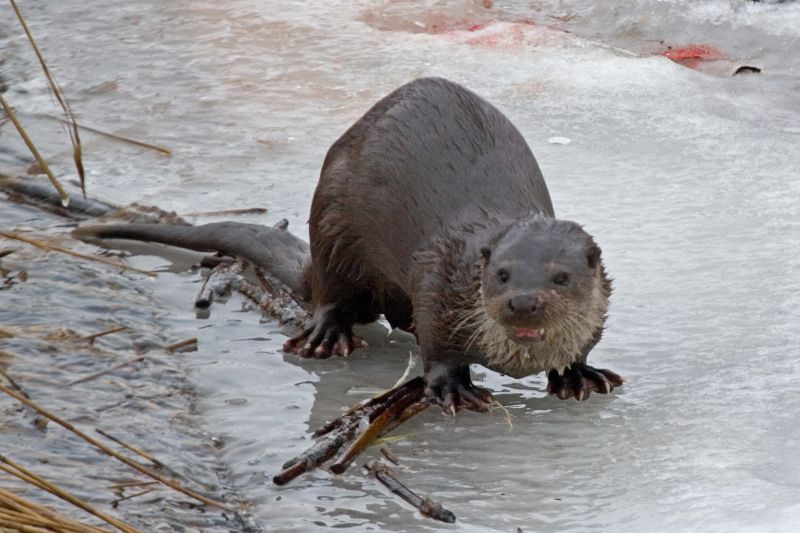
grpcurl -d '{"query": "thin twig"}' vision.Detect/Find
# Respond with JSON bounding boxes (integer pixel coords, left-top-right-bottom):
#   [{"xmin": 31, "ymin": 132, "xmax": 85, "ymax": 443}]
[
  {"xmin": 0, "ymin": 94, "xmax": 69, "ymax": 207},
  {"xmin": 183, "ymin": 207, "xmax": 267, "ymax": 217},
  {"xmin": 0, "ymin": 454, "xmax": 140, "ymax": 533},
  {"xmin": 10, "ymin": 0, "xmax": 85, "ymax": 196},
  {"xmin": 364, "ymin": 461, "xmax": 456, "ymax": 523},
  {"xmin": 32, "ymin": 113, "xmax": 171, "ymax": 156},
  {"xmin": 0, "ymin": 231, "xmax": 156, "ymax": 277},
  {"xmin": 0, "ymin": 384, "xmax": 234, "ymax": 511},
  {"xmin": 163, "ymin": 338, "xmax": 197, "ymax": 353},
  {"xmin": 379, "ymin": 447, "xmax": 399, "ymax": 465},
  {"xmin": 95, "ymin": 429, "xmax": 161, "ymax": 466},
  {"xmin": 66, "ymin": 356, "xmax": 146, "ymax": 387},
  {"xmin": 111, "ymin": 488, "xmax": 155, "ymax": 509},
  {"xmin": 107, "ymin": 481, "xmax": 158, "ymax": 491},
  {"xmin": 77, "ymin": 325, "xmax": 127, "ymax": 344},
  {"xmin": 0, "ymin": 368, "xmax": 29, "ymax": 399}
]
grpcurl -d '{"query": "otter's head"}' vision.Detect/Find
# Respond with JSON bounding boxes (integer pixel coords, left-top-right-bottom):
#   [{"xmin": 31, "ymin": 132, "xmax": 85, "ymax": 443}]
[{"xmin": 475, "ymin": 216, "xmax": 608, "ymax": 375}]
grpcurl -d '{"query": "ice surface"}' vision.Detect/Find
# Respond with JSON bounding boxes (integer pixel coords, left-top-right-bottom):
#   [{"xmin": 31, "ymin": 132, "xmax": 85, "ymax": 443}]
[{"xmin": 2, "ymin": 0, "xmax": 799, "ymax": 531}]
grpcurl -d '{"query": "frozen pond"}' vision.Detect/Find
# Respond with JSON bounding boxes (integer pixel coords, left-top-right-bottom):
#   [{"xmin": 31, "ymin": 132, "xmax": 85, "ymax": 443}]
[{"xmin": 2, "ymin": 0, "xmax": 799, "ymax": 531}]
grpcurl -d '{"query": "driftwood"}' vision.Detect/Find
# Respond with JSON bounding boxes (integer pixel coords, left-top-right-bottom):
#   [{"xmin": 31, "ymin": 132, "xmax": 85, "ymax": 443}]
[
  {"xmin": 274, "ymin": 377, "xmax": 430, "ymax": 484},
  {"xmin": 195, "ymin": 259, "xmax": 244, "ymax": 309}
]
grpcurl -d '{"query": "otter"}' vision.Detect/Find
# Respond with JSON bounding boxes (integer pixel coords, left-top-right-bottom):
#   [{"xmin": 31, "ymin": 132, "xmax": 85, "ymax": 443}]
[
  {"xmin": 74, "ymin": 77, "xmax": 622, "ymax": 411},
  {"xmin": 284, "ymin": 77, "xmax": 620, "ymax": 410}
]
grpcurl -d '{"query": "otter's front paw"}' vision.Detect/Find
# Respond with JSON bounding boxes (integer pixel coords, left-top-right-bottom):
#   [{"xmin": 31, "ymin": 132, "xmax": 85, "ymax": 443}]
[
  {"xmin": 424, "ymin": 365, "xmax": 494, "ymax": 415},
  {"xmin": 547, "ymin": 363, "xmax": 624, "ymax": 401},
  {"xmin": 282, "ymin": 307, "xmax": 366, "ymax": 358}
]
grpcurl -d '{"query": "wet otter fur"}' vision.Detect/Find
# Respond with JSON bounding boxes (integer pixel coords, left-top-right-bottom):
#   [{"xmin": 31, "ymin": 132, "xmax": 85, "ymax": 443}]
[
  {"xmin": 74, "ymin": 77, "xmax": 622, "ymax": 410},
  {"xmin": 285, "ymin": 77, "xmax": 621, "ymax": 409}
]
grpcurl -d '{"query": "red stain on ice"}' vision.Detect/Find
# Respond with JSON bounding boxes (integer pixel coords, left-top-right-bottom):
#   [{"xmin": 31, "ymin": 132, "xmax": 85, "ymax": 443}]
[
  {"xmin": 661, "ymin": 44, "xmax": 725, "ymax": 69},
  {"xmin": 462, "ymin": 19, "xmax": 542, "ymax": 47},
  {"xmin": 466, "ymin": 22, "xmax": 490, "ymax": 32}
]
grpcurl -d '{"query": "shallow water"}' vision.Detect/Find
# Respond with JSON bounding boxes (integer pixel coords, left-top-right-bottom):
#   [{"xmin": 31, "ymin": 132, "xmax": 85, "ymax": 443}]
[{"xmin": 2, "ymin": 0, "xmax": 799, "ymax": 531}]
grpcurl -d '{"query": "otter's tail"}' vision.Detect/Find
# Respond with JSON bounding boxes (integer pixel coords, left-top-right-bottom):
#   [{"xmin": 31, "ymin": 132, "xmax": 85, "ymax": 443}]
[{"xmin": 73, "ymin": 221, "xmax": 310, "ymax": 297}]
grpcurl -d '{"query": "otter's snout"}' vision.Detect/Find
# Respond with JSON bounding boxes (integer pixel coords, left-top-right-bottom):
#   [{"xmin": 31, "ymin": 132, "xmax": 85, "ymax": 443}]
[{"xmin": 507, "ymin": 294, "xmax": 544, "ymax": 317}]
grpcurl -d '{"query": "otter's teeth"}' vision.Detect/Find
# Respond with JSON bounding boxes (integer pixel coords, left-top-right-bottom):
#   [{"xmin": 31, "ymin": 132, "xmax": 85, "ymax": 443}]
[{"xmin": 513, "ymin": 328, "xmax": 544, "ymax": 339}]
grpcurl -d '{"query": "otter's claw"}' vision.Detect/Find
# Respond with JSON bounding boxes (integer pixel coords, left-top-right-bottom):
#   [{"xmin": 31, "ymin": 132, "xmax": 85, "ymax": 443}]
[
  {"xmin": 283, "ymin": 309, "xmax": 366, "ymax": 358},
  {"xmin": 424, "ymin": 366, "xmax": 494, "ymax": 414},
  {"xmin": 547, "ymin": 363, "xmax": 624, "ymax": 401}
]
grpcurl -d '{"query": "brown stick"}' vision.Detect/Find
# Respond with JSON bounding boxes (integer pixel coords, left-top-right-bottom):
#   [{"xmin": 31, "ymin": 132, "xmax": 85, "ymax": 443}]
[
  {"xmin": 0, "ymin": 231, "xmax": 156, "ymax": 277},
  {"xmin": 329, "ymin": 386, "xmax": 424, "ymax": 474},
  {"xmin": 313, "ymin": 377, "xmax": 425, "ymax": 439},
  {"xmin": 0, "ymin": 367, "xmax": 30, "ymax": 399},
  {"xmin": 0, "ymin": 384, "xmax": 233, "ymax": 511},
  {"xmin": 379, "ymin": 447, "xmax": 399, "ymax": 465},
  {"xmin": 183, "ymin": 207, "xmax": 267, "ymax": 217},
  {"xmin": 107, "ymin": 481, "xmax": 158, "ymax": 491},
  {"xmin": 163, "ymin": 338, "xmax": 197, "ymax": 353},
  {"xmin": 95, "ymin": 429, "xmax": 161, "ymax": 466},
  {"xmin": 0, "ymin": 454, "xmax": 140, "ymax": 533},
  {"xmin": 380, "ymin": 399, "xmax": 430, "ymax": 436},
  {"xmin": 273, "ymin": 422, "xmax": 360, "ymax": 485},
  {"xmin": 364, "ymin": 461, "xmax": 456, "ymax": 523},
  {"xmin": 274, "ymin": 378, "xmax": 429, "ymax": 484},
  {"xmin": 77, "ymin": 326, "xmax": 127, "ymax": 344}
]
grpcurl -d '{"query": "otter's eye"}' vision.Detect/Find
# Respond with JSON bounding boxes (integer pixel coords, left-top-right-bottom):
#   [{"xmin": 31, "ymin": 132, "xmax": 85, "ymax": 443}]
[
  {"xmin": 552, "ymin": 272, "xmax": 570, "ymax": 286},
  {"xmin": 497, "ymin": 269, "xmax": 510, "ymax": 284}
]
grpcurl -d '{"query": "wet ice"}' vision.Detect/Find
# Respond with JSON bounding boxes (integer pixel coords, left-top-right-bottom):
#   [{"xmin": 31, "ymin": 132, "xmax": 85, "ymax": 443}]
[{"xmin": 2, "ymin": 0, "xmax": 799, "ymax": 531}]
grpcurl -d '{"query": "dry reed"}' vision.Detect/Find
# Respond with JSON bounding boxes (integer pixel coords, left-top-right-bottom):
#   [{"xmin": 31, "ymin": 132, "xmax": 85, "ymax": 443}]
[
  {"xmin": 0, "ymin": 384, "xmax": 233, "ymax": 511},
  {"xmin": 0, "ymin": 231, "xmax": 156, "ymax": 277},
  {"xmin": 0, "ymin": 93, "xmax": 69, "ymax": 207},
  {"xmin": 9, "ymin": 0, "xmax": 85, "ymax": 197},
  {"xmin": 0, "ymin": 454, "xmax": 139, "ymax": 533}
]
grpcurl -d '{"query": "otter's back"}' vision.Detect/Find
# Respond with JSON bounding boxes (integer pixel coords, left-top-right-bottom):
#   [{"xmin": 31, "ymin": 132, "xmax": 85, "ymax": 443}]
[{"xmin": 310, "ymin": 77, "xmax": 553, "ymax": 290}]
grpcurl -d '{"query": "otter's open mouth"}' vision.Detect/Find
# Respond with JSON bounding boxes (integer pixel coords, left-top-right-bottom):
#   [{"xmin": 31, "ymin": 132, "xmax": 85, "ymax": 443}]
[{"xmin": 507, "ymin": 327, "xmax": 546, "ymax": 344}]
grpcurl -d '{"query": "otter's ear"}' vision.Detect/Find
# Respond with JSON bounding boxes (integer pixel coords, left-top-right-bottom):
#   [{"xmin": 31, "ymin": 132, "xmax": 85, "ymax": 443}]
[
  {"xmin": 587, "ymin": 244, "xmax": 602, "ymax": 269},
  {"xmin": 480, "ymin": 246, "xmax": 492, "ymax": 264}
]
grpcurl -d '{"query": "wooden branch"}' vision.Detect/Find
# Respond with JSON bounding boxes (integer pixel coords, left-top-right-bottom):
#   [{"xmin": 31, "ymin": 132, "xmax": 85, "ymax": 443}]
[{"xmin": 273, "ymin": 377, "xmax": 430, "ymax": 485}]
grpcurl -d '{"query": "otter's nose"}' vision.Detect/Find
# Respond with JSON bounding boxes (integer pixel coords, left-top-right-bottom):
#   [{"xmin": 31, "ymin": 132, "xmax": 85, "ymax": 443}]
[{"xmin": 508, "ymin": 295, "xmax": 541, "ymax": 316}]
